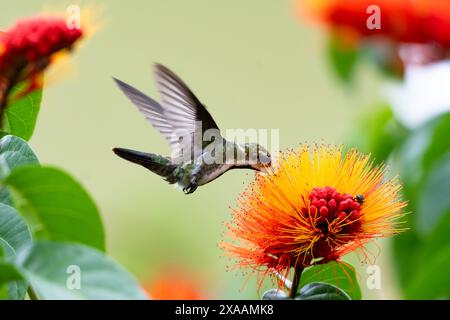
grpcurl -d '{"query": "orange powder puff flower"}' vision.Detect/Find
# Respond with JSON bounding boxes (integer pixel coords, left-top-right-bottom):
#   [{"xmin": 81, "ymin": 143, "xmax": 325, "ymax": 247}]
[
  {"xmin": 222, "ymin": 144, "xmax": 407, "ymax": 287},
  {"xmin": 299, "ymin": 0, "xmax": 450, "ymax": 47}
]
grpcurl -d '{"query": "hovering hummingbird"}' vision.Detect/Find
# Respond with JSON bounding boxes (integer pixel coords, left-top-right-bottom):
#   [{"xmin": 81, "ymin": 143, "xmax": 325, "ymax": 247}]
[{"xmin": 112, "ymin": 64, "xmax": 272, "ymax": 194}]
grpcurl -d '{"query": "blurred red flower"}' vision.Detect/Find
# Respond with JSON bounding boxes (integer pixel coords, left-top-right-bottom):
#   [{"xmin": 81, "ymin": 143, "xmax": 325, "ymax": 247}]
[
  {"xmin": 0, "ymin": 15, "xmax": 83, "ymax": 115},
  {"xmin": 0, "ymin": 17, "xmax": 82, "ymax": 70},
  {"xmin": 299, "ymin": 0, "xmax": 450, "ymax": 46}
]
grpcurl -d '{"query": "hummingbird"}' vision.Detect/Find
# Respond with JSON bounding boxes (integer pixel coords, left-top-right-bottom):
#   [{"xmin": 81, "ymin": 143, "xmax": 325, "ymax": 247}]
[{"xmin": 112, "ymin": 64, "xmax": 272, "ymax": 194}]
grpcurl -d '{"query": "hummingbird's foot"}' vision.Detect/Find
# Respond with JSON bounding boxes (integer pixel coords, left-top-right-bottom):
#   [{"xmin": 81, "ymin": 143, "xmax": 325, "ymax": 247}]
[{"xmin": 183, "ymin": 183, "xmax": 198, "ymax": 194}]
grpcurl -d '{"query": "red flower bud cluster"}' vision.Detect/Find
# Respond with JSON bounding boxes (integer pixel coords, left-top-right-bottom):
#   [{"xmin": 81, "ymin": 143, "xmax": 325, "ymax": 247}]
[
  {"xmin": 302, "ymin": 186, "xmax": 363, "ymax": 259},
  {"xmin": 0, "ymin": 16, "xmax": 82, "ymax": 71},
  {"xmin": 304, "ymin": 187, "xmax": 362, "ymax": 225},
  {"xmin": 0, "ymin": 15, "xmax": 84, "ymax": 116}
]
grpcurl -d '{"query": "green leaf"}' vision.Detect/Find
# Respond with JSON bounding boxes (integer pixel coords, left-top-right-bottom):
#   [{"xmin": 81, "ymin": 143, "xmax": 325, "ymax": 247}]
[
  {"xmin": 0, "ymin": 262, "xmax": 24, "ymax": 298},
  {"xmin": 390, "ymin": 118, "xmax": 434, "ymax": 289},
  {"xmin": 392, "ymin": 231, "xmax": 421, "ymax": 290},
  {"xmin": 0, "ymin": 135, "xmax": 39, "ymax": 206},
  {"xmin": 417, "ymin": 153, "xmax": 450, "ymax": 234},
  {"xmin": 421, "ymin": 113, "xmax": 450, "ymax": 171},
  {"xmin": 419, "ymin": 211, "xmax": 450, "ymax": 262},
  {"xmin": 391, "ymin": 112, "xmax": 450, "ymax": 291},
  {"xmin": 405, "ymin": 245, "xmax": 450, "ymax": 299},
  {"xmin": 0, "ymin": 262, "xmax": 24, "ymax": 300},
  {"xmin": 0, "ymin": 203, "xmax": 32, "ymax": 251},
  {"xmin": 3, "ymin": 166, "xmax": 105, "ymax": 251},
  {"xmin": 300, "ymin": 262, "xmax": 361, "ymax": 300},
  {"xmin": 393, "ymin": 200, "xmax": 450, "ymax": 300},
  {"xmin": 403, "ymin": 211, "xmax": 450, "ymax": 299},
  {"xmin": 327, "ymin": 35, "xmax": 358, "ymax": 83},
  {"xmin": 0, "ymin": 282, "xmax": 6, "ymax": 299},
  {"xmin": 295, "ymin": 282, "xmax": 350, "ymax": 300},
  {"xmin": 2, "ymin": 89, "xmax": 42, "ymax": 141},
  {"xmin": 391, "ymin": 113, "xmax": 450, "ymax": 273},
  {"xmin": 393, "ymin": 114, "xmax": 450, "ymax": 232},
  {"xmin": 261, "ymin": 289, "xmax": 288, "ymax": 300},
  {"xmin": 395, "ymin": 112, "xmax": 450, "ymax": 211},
  {"xmin": 348, "ymin": 105, "xmax": 409, "ymax": 162},
  {"xmin": 0, "ymin": 203, "xmax": 32, "ymax": 300},
  {"xmin": 14, "ymin": 241, "xmax": 147, "ymax": 300},
  {"xmin": 0, "ymin": 135, "xmax": 39, "ymax": 178}
]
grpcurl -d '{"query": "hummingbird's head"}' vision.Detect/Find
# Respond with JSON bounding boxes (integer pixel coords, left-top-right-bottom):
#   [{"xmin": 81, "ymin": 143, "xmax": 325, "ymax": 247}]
[{"xmin": 244, "ymin": 143, "xmax": 272, "ymax": 172}]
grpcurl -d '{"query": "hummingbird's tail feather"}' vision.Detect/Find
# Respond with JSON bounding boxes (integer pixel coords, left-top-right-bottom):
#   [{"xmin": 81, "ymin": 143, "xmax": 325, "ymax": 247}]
[{"xmin": 113, "ymin": 148, "xmax": 180, "ymax": 184}]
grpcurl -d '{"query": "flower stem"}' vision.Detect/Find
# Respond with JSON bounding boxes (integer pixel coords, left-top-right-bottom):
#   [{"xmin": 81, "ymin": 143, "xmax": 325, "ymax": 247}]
[
  {"xmin": 0, "ymin": 64, "xmax": 26, "ymax": 124},
  {"xmin": 27, "ymin": 286, "xmax": 39, "ymax": 300},
  {"xmin": 0, "ymin": 77, "xmax": 10, "ymax": 122},
  {"xmin": 289, "ymin": 265, "xmax": 304, "ymax": 299}
]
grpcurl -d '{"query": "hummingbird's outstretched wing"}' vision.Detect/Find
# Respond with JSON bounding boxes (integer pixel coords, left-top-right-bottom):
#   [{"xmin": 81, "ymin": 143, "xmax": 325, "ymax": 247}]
[
  {"xmin": 113, "ymin": 77, "xmax": 180, "ymax": 154},
  {"xmin": 114, "ymin": 64, "xmax": 221, "ymax": 162},
  {"xmin": 154, "ymin": 64, "xmax": 221, "ymax": 159}
]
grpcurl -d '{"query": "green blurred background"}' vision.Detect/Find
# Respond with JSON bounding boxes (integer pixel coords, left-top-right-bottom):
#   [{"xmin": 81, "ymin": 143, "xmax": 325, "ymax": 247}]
[{"xmin": 2, "ymin": 0, "xmax": 397, "ymax": 298}]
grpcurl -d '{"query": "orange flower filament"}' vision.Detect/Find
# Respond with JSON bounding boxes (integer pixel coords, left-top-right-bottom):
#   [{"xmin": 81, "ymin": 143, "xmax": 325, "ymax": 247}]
[{"xmin": 223, "ymin": 145, "xmax": 407, "ymax": 285}]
